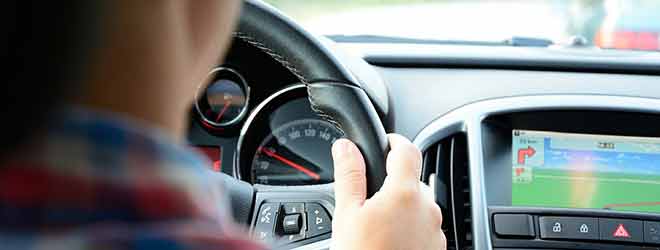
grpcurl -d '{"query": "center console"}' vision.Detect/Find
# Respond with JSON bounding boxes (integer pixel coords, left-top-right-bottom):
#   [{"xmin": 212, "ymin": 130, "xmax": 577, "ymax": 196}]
[{"xmin": 413, "ymin": 95, "xmax": 660, "ymax": 250}]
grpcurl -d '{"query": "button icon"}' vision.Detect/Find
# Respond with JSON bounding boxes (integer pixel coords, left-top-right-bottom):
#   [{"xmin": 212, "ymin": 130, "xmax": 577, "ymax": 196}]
[
  {"xmin": 552, "ymin": 222, "xmax": 562, "ymax": 233},
  {"xmin": 599, "ymin": 218, "xmax": 642, "ymax": 243},
  {"xmin": 579, "ymin": 224, "xmax": 589, "ymax": 233},
  {"xmin": 613, "ymin": 224, "xmax": 631, "ymax": 238},
  {"xmin": 316, "ymin": 217, "xmax": 323, "ymax": 225},
  {"xmin": 260, "ymin": 206, "xmax": 272, "ymax": 224}
]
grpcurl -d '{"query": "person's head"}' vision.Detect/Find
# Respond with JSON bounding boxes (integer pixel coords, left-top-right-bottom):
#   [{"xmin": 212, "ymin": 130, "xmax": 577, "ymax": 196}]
[{"xmin": 4, "ymin": 0, "xmax": 241, "ymax": 157}]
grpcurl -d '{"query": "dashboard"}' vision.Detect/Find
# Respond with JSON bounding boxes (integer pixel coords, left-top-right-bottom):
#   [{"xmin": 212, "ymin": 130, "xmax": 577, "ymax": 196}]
[
  {"xmin": 186, "ymin": 11, "xmax": 660, "ymax": 250},
  {"xmin": 188, "ymin": 38, "xmax": 343, "ymax": 187}
]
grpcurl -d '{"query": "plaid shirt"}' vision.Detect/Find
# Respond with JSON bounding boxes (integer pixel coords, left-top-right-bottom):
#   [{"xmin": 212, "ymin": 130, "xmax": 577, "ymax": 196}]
[{"xmin": 0, "ymin": 109, "xmax": 264, "ymax": 250}]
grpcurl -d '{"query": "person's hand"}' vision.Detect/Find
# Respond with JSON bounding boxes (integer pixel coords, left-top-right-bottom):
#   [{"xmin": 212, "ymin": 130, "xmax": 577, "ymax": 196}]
[{"xmin": 331, "ymin": 134, "xmax": 446, "ymax": 250}]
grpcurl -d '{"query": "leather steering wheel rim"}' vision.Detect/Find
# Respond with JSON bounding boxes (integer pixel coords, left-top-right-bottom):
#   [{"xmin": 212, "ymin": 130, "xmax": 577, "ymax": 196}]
[{"xmin": 236, "ymin": 0, "xmax": 389, "ymax": 197}]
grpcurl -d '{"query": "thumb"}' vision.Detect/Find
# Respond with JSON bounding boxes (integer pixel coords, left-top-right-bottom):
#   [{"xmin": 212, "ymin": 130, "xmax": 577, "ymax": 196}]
[{"xmin": 332, "ymin": 138, "xmax": 367, "ymax": 210}]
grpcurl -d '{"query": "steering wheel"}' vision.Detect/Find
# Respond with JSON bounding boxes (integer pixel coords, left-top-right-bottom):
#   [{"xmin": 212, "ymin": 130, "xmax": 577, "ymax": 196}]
[{"xmin": 217, "ymin": 1, "xmax": 390, "ymax": 249}]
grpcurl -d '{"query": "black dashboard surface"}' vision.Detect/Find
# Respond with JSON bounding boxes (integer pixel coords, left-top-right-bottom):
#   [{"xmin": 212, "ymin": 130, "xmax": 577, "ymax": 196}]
[
  {"xmin": 379, "ymin": 67, "xmax": 660, "ymax": 139},
  {"xmin": 335, "ymin": 42, "xmax": 660, "ymax": 138}
]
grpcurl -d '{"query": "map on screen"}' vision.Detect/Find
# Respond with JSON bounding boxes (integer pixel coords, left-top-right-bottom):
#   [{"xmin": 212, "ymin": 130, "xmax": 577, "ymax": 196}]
[{"xmin": 512, "ymin": 130, "xmax": 660, "ymax": 214}]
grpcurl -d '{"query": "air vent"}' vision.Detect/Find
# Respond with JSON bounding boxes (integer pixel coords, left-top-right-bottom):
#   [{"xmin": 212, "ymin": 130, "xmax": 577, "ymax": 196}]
[{"xmin": 422, "ymin": 133, "xmax": 473, "ymax": 250}]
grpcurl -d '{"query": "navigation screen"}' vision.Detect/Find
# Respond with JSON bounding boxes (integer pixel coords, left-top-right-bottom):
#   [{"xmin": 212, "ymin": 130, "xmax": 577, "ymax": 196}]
[{"xmin": 512, "ymin": 130, "xmax": 660, "ymax": 214}]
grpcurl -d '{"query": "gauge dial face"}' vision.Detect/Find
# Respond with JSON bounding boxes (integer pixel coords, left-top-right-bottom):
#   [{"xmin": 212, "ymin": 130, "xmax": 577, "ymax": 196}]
[
  {"xmin": 196, "ymin": 68, "xmax": 248, "ymax": 128},
  {"xmin": 251, "ymin": 119, "xmax": 343, "ymax": 185}
]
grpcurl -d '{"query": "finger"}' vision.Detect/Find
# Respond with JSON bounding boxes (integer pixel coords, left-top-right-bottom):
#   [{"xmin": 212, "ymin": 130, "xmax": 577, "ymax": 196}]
[
  {"xmin": 385, "ymin": 134, "xmax": 422, "ymax": 186},
  {"xmin": 332, "ymin": 138, "xmax": 367, "ymax": 209}
]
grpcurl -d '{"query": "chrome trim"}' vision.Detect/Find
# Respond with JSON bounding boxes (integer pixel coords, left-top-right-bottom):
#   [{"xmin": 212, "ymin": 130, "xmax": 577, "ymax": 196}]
[
  {"xmin": 412, "ymin": 95, "xmax": 660, "ymax": 250},
  {"xmin": 429, "ymin": 173, "xmax": 436, "ymax": 200},
  {"xmin": 194, "ymin": 67, "xmax": 251, "ymax": 127},
  {"xmin": 286, "ymin": 238, "xmax": 331, "ymax": 250},
  {"xmin": 448, "ymin": 139, "xmax": 460, "ymax": 250},
  {"xmin": 234, "ymin": 84, "xmax": 307, "ymax": 180}
]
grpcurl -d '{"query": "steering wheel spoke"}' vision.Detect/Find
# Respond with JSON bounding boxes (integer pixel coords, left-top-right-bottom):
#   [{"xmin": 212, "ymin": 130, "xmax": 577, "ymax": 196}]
[{"xmin": 249, "ymin": 184, "xmax": 334, "ymax": 249}]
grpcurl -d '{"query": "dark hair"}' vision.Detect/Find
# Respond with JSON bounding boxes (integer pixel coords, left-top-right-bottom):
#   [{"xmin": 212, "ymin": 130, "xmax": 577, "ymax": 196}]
[{"xmin": 3, "ymin": 1, "xmax": 100, "ymax": 158}]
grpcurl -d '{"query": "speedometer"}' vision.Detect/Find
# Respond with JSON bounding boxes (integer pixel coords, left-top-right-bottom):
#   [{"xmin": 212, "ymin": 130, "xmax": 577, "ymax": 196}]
[{"xmin": 251, "ymin": 119, "xmax": 343, "ymax": 185}]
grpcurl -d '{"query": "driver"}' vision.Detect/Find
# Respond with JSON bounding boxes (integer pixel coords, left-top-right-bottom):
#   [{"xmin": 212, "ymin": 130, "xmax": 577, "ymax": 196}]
[{"xmin": 2, "ymin": 1, "xmax": 445, "ymax": 250}]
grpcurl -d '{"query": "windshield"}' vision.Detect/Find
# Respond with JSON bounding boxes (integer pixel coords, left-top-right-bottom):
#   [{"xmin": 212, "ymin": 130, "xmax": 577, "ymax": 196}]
[{"xmin": 264, "ymin": 0, "xmax": 660, "ymax": 52}]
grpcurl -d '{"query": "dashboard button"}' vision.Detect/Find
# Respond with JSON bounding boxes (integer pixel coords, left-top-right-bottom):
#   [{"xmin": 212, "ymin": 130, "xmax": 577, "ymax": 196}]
[
  {"xmin": 645, "ymin": 221, "xmax": 660, "ymax": 244},
  {"xmin": 253, "ymin": 202, "xmax": 280, "ymax": 243},
  {"xmin": 283, "ymin": 202, "xmax": 305, "ymax": 214},
  {"xmin": 306, "ymin": 202, "xmax": 331, "ymax": 238},
  {"xmin": 539, "ymin": 216, "xmax": 598, "ymax": 240},
  {"xmin": 493, "ymin": 214, "xmax": 535, "ymax": 237},
  {"xmin": 599, "ymin": 218, "xmax": 643, "ymax": 243}
]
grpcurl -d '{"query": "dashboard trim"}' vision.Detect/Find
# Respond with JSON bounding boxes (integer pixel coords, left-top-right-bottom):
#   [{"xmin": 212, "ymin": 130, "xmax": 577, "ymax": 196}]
[
  {"xmin": 287, "ymin": 239, "xmax": 331, "ymax": 250},
  {"xmin": 339, "ymin": 43, "xmax": 660, "ymax": 76},
  {"xmin": 412, "ymin": 94, "xmax": 660, "ymax": 250}
]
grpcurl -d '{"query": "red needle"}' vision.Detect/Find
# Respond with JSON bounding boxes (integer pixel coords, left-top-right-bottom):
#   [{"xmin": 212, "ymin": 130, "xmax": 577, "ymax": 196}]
[
  {"xmin": 214, "ymin": 100, "xmax": 231, "ymax": 122},
  {"xmin": 258, "ymin": 147, "xmax": 321, "ymax": 180}
]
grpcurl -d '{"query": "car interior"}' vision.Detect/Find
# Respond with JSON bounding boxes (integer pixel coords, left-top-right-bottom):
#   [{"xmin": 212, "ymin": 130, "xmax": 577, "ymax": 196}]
[{"xmin": 184, "ymin": 1, "xmax": 660, "ymax": 250}]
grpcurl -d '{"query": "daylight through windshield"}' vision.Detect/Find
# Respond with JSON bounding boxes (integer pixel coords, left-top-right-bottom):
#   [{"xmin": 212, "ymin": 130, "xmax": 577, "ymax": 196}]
[{"xmin": 265, "ymin": 0, "xmax": 660, "ymax": 51}]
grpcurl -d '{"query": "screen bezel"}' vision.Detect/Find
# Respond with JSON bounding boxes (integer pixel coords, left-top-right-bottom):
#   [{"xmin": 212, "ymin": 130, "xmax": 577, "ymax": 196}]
[{"xmin": 483, "ymin": 110, "xmax": 660, "ymax": 213}]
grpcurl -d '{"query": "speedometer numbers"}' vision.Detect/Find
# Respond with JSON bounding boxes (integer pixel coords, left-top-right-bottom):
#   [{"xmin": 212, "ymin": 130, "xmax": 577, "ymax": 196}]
[{"xmin": 251, "ymin": 119, "xmax": 343, "ymax": 185}]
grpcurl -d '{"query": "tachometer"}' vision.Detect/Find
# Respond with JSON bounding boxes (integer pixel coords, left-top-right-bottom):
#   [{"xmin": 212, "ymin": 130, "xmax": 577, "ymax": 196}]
[
  {"xmin": 251, "ymin": 119, "xmax": 342, "ymax": 185},
  {"xmin": 195, "ymin": 67, "xmax": 249, "ymax": 130}
]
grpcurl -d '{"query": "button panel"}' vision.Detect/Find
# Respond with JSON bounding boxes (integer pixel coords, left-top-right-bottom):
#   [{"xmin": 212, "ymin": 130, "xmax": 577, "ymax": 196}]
[
  {"xmin": 306, "ymin": 202, "xmax": 332, "ymax": 237},
  {"xmin": 279, "ymin": 202, "xmax": 306, "ymax": 243},
  {"xmin": 253, "ymin": 201, "xmax": 332, "ymax": 246},
  {"xmin": 539, "ymin": 216, "xmax": 598, "ymax": 240},
  {"xmin": 253, "ymin": 202, "xmax": 280, "ymax": 243},
  {"xmin": 493, "ymin": 213, "xmax": 660, "ymax": 247}
]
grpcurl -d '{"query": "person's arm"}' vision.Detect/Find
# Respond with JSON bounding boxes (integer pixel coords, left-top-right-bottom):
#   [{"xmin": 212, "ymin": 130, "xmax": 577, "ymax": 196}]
[{"xmin": 331, "ymin": 134, "xmax": 446, "ymax": 250}]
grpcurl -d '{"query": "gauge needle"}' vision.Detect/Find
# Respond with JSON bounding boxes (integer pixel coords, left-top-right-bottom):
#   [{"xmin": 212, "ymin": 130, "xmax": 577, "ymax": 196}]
[
  {"xmin": 214, "ymin": 100, "xmax": 231, "ymax": 122},
  {"xmin": 258, "ymin": 147, "xmax": 321, "ymax": 180}
]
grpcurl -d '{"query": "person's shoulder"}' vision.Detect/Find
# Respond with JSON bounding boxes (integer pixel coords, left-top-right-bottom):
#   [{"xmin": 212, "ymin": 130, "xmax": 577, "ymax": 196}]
[
  {"xmin": 50, "ymin": 107, "xmax": 213, "ymax": 173},
  {"xmin": 0, "ymin": 223, "xmax": 268, "ymax": 250}
]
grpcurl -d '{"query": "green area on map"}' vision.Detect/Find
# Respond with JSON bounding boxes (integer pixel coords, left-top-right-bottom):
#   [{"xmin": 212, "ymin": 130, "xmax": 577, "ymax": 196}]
[{"xmin": 513, "ymin": 168, "xmax": 660, "ymax": 213}]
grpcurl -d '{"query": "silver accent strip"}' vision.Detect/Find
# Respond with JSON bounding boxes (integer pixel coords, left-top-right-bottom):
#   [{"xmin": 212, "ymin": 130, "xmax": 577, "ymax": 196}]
[
  {"xmin": 412, "ymin": 95, "xmax": 660, "ymax": 250},
  {"xmin": 234, "ymin": 84, "xmax": 306, "ymax": 180},
  {"xmin": 448, "ymin": 138, "xmax": 460, "ymax": 250},
  {"xmin": 286, "ymin": 238, "xmax": 331, "ymax": 250}
]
